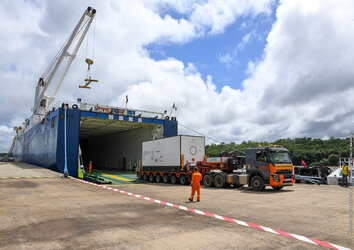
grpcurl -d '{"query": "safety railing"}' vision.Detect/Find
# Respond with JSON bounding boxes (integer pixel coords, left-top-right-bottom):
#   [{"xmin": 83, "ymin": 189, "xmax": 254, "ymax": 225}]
[{"xmin": 51, "ymin": 100, "xmax": 168, "ymax": 120}]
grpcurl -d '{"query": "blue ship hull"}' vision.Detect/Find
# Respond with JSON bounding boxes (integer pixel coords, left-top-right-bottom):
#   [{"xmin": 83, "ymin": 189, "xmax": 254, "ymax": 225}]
[{"xmin": 13, "ymin": 107, "xmax": 178, "ymax": 177}]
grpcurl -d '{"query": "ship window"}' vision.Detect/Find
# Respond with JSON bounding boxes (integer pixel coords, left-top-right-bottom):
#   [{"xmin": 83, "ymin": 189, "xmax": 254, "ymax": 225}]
[{"xmin": 51, "ymin": 116, "xmax": 56, "ymax": 128}]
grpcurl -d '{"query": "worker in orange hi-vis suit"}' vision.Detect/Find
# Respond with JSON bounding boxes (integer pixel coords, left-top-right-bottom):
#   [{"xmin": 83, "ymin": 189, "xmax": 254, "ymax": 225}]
[
  {"xmin": 89, "ymin": 161, "xmax": 93, "ymax": 174},
  {"xmin": 189, "ymin": 167, "xmax": 202, "ymax": 202}
]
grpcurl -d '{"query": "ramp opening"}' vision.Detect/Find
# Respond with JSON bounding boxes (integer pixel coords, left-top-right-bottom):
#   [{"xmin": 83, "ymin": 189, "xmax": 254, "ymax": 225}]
[{"xmin": 79, "ymin": 116, "xmax": 163, "ymax": 175}]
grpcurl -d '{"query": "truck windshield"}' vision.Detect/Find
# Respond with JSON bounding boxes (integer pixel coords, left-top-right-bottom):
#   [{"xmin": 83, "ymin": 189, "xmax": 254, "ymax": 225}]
[{"xmin": 269, "ymin": 151, "xmax": 292, "ymax": 164}]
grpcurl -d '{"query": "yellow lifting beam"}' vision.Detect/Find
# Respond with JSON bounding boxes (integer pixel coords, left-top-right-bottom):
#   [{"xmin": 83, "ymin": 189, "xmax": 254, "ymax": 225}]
[{"xmin": 79, "ymin": 58, "xmax": 98, "ymax": 89}]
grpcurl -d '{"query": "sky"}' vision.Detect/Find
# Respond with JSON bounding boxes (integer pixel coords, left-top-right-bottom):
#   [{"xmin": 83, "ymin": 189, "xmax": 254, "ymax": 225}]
[{"xmin": 1, "ymin": 0, "xmax": 354, "ymax": 152}]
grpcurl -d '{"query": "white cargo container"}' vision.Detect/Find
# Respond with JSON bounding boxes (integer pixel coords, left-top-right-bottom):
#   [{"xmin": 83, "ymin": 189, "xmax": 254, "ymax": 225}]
[{"xmin": 142, "ymin": 135, "xmax": 205, "ymax": 171}]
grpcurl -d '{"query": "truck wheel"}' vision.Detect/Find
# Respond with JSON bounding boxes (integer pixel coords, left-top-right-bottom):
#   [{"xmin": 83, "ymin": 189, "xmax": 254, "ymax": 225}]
[
  {"xmin": 251, "ymin": 176, "xmax": 265, "ymax": 191},
  {"xmin": 143, "ymin": 173, "xmax": 148, "ymax": 181},
  {"xmin": 203, "ymin": 174, "xmax": 212, "ymax": 187},
  {"xmin": 163, "ymin": 174, "xmax": 169, "ymax": 184},
  {"xmin": 180, "ymin": 175, "xmax": 188, "ymax": 185},
  {"xmin": 214, "ymin": 174, "xmax": 224, "ymax": 188},
  {"xmin": 137, "ymin": 172, "xmax": 142, "ymax": 179},
  {"xmin": 155, "ymin": 174, "xmax": 161, "ymax": 183},
  {"xmin": 171, "ymin": 175, "xmax": 178, "ymax": 184},
  {"xmin": 272, "ymin": 186, "xmax": 283, "ymax": 190},
  {"xmin": 149, "ymin": 173, "xmax": 155, "ymax": 182}
]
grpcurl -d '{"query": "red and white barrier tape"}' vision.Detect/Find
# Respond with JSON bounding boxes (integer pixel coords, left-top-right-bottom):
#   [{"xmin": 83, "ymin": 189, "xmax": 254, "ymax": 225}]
[{"xmin": 72, "ymin": 178, "xmax": 351, "ymax": 250}]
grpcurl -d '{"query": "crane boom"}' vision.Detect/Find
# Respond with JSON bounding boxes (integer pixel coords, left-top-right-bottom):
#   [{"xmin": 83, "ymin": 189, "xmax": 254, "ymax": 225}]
[{"xmin": 32, "ymin": 6, "xmax": 96, "ymax": 125}]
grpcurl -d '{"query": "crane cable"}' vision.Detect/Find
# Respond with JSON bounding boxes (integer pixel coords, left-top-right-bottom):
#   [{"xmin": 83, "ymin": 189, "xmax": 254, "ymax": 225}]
[
  {"xmin": 85, "ymin": 16, "xmax": 96, "ymax": 79},
  {"xmin": 42, "ymin": 16, "xmax": 91, "ymax": 86},
  {"xmin": 178, "ymin": 122, "xmax": 245, "ymax": 155},
  {"xmin": 85, "ymin": 19, "xmax": 90, "ymax": 63},
  {"xmin": 92, "ymin": 16, "xmax": 96, "ymax": 60}
]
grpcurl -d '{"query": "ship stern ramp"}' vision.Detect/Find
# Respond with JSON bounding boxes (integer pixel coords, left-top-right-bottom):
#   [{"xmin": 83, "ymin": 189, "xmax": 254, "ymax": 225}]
[{"xmin": 79, "ymin": 111, "xmax": 177, "ymax": 174}]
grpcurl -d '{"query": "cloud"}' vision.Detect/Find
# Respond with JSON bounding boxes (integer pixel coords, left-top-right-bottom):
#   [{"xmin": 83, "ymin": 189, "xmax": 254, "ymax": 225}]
[
  {"xmin": 1, "ymin": 0, "xmax": 354, "ymax": 153},
  {"xmin": 0, "ymin": 125, "xmax": 14, "ymax": 153},
  {"xmin": 218, "ymin": 54, "xmax": 234, "ymax": 64},
  {"xmin": 241, "ymin": 0, "xmax": 354, "ymax": 140},
  {"xmin": 237, "ymin": 31, "xmax": 254, "ymax": 50},
  {"xmin": 218, "ymin": 30, "xmax": 258, "ymax": 67},
  {"xmin": 0, "ymin": 125, "xmax": 12, "ymax": 133}
]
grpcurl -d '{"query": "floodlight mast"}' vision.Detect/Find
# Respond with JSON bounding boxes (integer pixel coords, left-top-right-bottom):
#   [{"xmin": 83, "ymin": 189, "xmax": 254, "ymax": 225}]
[{"xmin": 32, "ymin": 6, "xmax": 96, "ymax": 125}]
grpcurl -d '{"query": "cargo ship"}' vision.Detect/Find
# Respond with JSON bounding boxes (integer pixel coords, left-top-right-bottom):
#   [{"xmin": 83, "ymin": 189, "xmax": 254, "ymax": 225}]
[
  {"xmin": 11, "ymin": 102, "xmax": 177, "ymax": 177},
  {"xmin": 9, "ymin": 7, "xmax": 178, "ymax": 177}
]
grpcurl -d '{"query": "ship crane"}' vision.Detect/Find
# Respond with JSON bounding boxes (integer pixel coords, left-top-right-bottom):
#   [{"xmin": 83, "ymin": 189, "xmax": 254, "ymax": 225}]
[
  {"xmin": 32, "ymin": 6, "xmax": 96, "ymax": 126},
  {"xmin": 7, "ymin": 7, "xmax": 96, "ymax": 159}
]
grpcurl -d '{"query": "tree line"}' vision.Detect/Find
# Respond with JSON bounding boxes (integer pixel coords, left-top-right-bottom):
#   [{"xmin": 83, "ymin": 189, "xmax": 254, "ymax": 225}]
[{"xmin": 205, "ymin": 137, "xmax": 350, "ymax": 167}]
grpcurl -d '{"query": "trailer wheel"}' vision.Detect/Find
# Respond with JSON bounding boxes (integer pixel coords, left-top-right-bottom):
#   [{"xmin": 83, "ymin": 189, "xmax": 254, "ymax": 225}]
[
  {"xmin": 180, "ymin": 175, "xmax": 188, "ymax": 185},
  {"xmin": 143, "ymin": 173, "xmax": 148, "ymax": 181},
  {"xmin": 214, "ymin": 174, "xmax": 225, "ymax": 188},
  {"xmin": 149, "ymin": 173, "xmax": 155, "ymax": 182},
  {"xmin": 272, "ymin": 186, "xmax": 283, "ymax": 190},
  {"xmin": 155, "ymin": 174, "xmax": 161, "ymax": 183},
  {"xmin": 163, "ymin": 174, "xmax": 169, "ymax": 184},
  {"xmin": 171, "ymin": 174, "xmax": 178, "ymax": 184},
  {"xmin": 251, "ymin": 175, "xmax": 265, "ymax": 191},
  {"xmin": 203, "ymin": 174, "xmax": 212, "ymax": 187}
]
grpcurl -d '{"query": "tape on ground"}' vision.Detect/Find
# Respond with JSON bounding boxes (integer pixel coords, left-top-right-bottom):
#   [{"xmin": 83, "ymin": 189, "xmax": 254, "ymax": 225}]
[
  {"xmin": 71, "ymin": 177, "xmax": 351, "ymax": 250},
  {"xmin": 0, "ymin": 176, "xmax": 58, "ymax": 179}
]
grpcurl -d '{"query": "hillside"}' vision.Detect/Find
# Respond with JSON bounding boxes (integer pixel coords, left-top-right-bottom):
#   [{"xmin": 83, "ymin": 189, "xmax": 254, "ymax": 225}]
[{"xmin": 205, "ymin": 137, "xmax": 349, "ymax": 167}]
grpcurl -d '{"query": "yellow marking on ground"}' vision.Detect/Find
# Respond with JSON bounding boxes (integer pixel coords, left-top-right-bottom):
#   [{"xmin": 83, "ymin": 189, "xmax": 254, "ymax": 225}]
[
  {"xmin": 102, "ymin": 173, "xmax": 133, "ymax": 182},
  {"xmin": 0, "ymin": 176, "xmax": 61, "ymax": 180},
  {"xmin": 107, "ymin": 184, "xmax": 134, "ymax": 187}
]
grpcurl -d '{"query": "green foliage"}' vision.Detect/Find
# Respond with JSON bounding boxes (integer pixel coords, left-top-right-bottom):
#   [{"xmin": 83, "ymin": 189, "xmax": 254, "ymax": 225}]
[{"xmin": 205, "ymin": 137, "xmax": 349, "ymax": 166}]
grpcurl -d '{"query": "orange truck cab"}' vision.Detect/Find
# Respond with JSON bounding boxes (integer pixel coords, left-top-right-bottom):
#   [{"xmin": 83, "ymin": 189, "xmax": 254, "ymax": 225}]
[{"xmin": 245, "ymin": 146, "xmax": 295, "ymax": 191}]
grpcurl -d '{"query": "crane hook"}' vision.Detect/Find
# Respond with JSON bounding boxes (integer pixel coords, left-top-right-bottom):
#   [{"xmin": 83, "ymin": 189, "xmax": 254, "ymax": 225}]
[{"xmin": 79, "ymin": 58, "xmax": 98, "ymax": 89}]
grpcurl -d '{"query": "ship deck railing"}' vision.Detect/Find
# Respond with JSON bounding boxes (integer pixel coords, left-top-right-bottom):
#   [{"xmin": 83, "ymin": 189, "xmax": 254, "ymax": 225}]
[{"xmin": 50, "ymin": 100, "xmax": 166, "ymax": 120}]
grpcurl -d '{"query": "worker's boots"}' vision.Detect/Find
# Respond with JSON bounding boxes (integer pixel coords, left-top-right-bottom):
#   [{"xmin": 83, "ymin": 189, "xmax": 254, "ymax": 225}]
[{"xmin": 188, "ymin": 198, "xmax": 200, "ymax": 202}]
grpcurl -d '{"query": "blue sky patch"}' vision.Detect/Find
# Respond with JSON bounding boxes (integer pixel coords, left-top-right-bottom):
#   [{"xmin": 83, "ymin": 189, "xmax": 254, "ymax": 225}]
[{"xmin": 146, "ymin": 9, "xmax": 276, "ymax": 91}]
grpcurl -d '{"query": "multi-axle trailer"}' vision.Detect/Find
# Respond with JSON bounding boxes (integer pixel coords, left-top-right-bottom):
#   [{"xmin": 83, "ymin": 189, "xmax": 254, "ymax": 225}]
[{"xmin": 137, "ymin": 136, "xmax": 295, "ymax": 191}]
